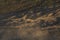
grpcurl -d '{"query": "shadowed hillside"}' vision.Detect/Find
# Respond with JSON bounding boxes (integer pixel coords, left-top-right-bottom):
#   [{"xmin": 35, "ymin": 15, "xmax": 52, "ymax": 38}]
[{"xmin": 0, "ymin": 0, "xmax": 60, "ymax": 40}]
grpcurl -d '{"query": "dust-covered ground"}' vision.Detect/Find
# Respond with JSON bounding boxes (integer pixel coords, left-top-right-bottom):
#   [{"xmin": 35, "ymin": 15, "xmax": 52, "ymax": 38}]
[{"xmin": 0, "ymin": 0, "xmax": 60, "ymax": 40}]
